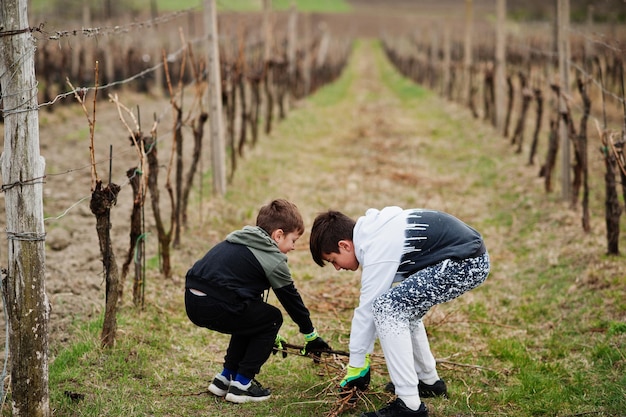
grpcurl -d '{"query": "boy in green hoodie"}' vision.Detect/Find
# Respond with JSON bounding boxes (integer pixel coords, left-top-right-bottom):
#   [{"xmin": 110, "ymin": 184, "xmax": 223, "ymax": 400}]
[{"xmin": 185, "ymin": 199, "xmax": 331, "ymax": 403}]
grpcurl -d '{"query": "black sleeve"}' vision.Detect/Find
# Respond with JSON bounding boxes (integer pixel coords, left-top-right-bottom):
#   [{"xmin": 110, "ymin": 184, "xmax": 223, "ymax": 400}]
[{"xmin": 273, "ymin": 283, "xmax": 314, "ymax": 334}]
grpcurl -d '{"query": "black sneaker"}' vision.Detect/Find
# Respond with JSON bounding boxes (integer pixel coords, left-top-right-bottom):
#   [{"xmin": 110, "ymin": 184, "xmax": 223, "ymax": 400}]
[
  {"xmin": 384, "ymin": 380, "xmax": 448, "ymax": 398},
  {"xmin": 224, "ymin": 379, "xmax": 271, "ymax": 403},
  {"xmin": 208, "ymin": 374, "xmax": 230, "ymax": 397},
  {"xmin": 360, "ymin": 398, "xmax": 428, "ymax": 417},
  {"xmin": 418, "ymin": 380, "xmax": 447, "ymax": 398}
]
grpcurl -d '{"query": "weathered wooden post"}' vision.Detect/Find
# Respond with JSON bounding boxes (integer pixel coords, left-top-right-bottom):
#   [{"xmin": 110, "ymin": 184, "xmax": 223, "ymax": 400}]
[
  {"xmin": 204, "ymin": 0, "xmax": 226, "ymax": 195},
  {"xmin": 0, "ymin": 0, "xmax": 50, "ymax": 415}
]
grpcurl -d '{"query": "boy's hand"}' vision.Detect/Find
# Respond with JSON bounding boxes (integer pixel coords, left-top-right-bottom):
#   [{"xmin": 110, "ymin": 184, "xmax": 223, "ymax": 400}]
[
  {"xmin": 340, "ymin": 354, "xmax": 371, "ymax": 391},
  {"xmin": 301, "ymin": 330, "xmax": 331, "ymax": 362},
  {"xmin": 272, "ymin": 334, "xmax": 288, "ymax": 358},
  {"xmin": 302, "ymin": 336, "xmax": 331, "ymax": 355}
]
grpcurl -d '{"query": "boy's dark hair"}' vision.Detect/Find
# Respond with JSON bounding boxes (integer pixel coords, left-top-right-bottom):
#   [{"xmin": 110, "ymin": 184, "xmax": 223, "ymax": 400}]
[
  {"xmin": 256, "ymin": 199, "xmax": 305, "ymax": 236},
  {"xmin": 309, "ymin": 210, "xmax": 356, "ymax": 267}
]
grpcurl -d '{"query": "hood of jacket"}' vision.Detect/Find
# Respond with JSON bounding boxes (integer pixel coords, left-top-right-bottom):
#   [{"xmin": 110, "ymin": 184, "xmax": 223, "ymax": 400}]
[{"xmin": 226, "ymin": 225, "xmax": 282, "ymax": 254}]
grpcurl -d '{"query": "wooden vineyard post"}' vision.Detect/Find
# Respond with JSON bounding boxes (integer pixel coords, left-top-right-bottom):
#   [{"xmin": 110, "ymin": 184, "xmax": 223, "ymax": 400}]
[
  {"xmin": 263, "ymin": 0, "xmax": 275, "ymax": 135},
  {"xmin": 0, "ymin": 0, "xmax": 50, "ymax": 417},
  {"xmin": 494, "ymin": 0, "xmax": 507, "ymax": 134},
  {"xmin": 204, "ymin": 0, "xmax": 226, "ymax": 195},
  {"xmin": 287, "ymin": 4, "xmax": 297, "ymax": 101},
  {"xmin": 557, "ymin": 0, "xmax": 572, "ymax": 201},
  {"xmin": 303, "ymin": 12, "xmax": 311, "ymax": 96},
  {"xmin": 463, "ymin": 0, "xmax": 474, "ymax": 108},
  {"xmin": 0, "ymin": 0, "xmax": 50, "ymax": 415}
]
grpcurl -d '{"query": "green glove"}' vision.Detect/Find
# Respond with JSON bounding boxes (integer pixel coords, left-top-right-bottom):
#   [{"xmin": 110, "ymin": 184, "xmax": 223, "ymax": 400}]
[
  {"xmin": 272, "ymin": 334, "xmax": 288, "ymax": 358},
  {"xmin": 340, "ymin": 354, "xmax": 371, "ymax": 390},
  {"xmin": 301, "ymin": 330, "xmax": 331, "ymax": 354},
  {"xmin": 301, "ymin": 330, "xmax": 331, "ymax": 363}
]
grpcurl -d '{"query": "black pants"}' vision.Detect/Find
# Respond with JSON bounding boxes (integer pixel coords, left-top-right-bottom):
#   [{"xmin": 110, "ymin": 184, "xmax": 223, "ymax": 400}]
[{"xmin": 185, "ymin": 288, "xmax": 283, "ymax": 379}]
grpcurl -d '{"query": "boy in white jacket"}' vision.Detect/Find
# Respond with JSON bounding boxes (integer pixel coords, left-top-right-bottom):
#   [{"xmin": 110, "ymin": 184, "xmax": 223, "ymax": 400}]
[{"xmin": 310, "ymin": 207, "xmax": 490, "ymax": 417}]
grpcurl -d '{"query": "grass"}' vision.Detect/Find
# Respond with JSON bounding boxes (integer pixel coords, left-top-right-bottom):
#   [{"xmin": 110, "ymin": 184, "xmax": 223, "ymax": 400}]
[
  {"xmin": 28, "ymin": 0, "xmax": 351, "ymax": 17},
  {"xmin": 10, "ymin": 39, "xmax": 626, "ymax": 417}
]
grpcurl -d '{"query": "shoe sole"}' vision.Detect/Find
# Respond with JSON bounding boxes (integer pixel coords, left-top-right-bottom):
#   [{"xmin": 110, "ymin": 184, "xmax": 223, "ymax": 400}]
[
  {"xmin": 208, "ymin": 383, "xmax": 228, "ymax": 397},
  {"xmin": 224, "ymin": 392, "xmax": 271, "ymax": 403}
]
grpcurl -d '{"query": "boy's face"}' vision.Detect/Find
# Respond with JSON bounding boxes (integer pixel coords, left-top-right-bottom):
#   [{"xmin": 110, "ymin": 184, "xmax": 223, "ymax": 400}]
[
  {"xmin": 272, "ymin": 229, "xmax": 301, "ymax": 254},
  {"xmin": 323, "ymin": 240, "xmax": 359, "ymax": 271}
]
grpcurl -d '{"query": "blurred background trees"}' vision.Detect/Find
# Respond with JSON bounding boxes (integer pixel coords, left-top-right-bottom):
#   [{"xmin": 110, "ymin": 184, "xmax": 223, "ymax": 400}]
[{"xmin": 29, "ymin": 0, "xmax": 626, "ymax": 23}]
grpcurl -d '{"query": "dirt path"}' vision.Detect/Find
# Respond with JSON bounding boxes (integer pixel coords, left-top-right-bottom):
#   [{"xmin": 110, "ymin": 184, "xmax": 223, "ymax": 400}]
[
  {"xmin": 184, "ymin": 39, "xmax": 517, "ymax": 333},
  {"xmin": 221, "ymin": 40, "xmax": 483, "ymax": 219}
]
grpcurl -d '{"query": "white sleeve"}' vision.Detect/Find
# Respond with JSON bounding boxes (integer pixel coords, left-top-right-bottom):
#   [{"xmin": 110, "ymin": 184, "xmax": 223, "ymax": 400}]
[{"xmin": 348, "ymin": 260, "xmax": 398, "ymax": 368}]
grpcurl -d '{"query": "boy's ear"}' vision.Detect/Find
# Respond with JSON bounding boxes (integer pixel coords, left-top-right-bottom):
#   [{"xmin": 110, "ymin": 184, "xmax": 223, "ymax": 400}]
[
  {"xmin": 271, "ymin": 229, "xmax": 284, "ymax": 241},
  {"xmin": 338, "ymin": 239, "xmax": 353, "ymax": 252}
]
